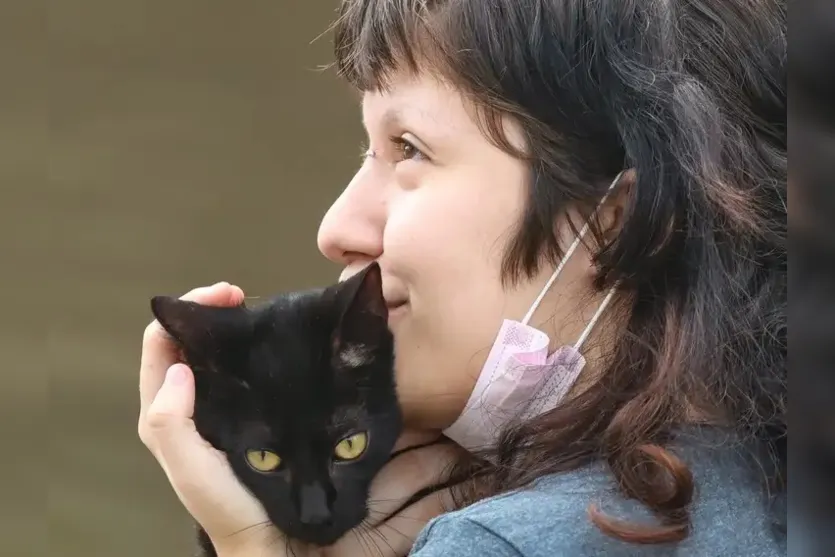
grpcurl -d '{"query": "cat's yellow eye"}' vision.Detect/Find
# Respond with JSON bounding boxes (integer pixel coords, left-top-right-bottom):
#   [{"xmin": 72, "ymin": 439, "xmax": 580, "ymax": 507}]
[
  {"xmin": 245, "ymin": 449, "xmax": 282, "ymax": 472},
  {"xmin": 333, "ymin": 432, "xmax": 369, "ymax": 461}
]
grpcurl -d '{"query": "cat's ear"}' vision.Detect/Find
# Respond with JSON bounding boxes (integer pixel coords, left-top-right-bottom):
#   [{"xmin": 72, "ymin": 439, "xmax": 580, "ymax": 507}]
[
  {"xmin": 339, "ymin": 262, "xmax": 388, "ymax": 320},
  {"xmin": 332, "ymin": 262, "xmax": 391, "ymax": 368},
  {"xmin": 150, "ymin": 296, "xmax": 252, "ymax": 355}
]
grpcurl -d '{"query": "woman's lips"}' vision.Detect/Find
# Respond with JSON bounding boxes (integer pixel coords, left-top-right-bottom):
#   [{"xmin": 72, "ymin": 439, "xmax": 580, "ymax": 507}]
[{"xmin": 386, "ymin": 301, "xmax": 409, "ymax": 323}]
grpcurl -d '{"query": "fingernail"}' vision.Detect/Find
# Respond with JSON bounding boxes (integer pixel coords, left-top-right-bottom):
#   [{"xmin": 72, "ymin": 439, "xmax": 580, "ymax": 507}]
[
  {"xmin": 166, "ymin": 364, "xmax": 188, "ymax": 386},
  {"xmin": 212, "ymin": 281, "xmax": 230, "ymax": 289}
]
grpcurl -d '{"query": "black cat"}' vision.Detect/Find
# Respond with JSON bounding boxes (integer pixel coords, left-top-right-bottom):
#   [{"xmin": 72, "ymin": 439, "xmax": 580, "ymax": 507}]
[{"xmin": 150, "ymin": 263, "xmax": 402, "ymax": 553}]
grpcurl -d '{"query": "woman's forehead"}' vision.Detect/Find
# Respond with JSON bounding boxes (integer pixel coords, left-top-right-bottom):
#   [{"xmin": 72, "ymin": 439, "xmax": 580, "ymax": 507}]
[
  {"xmin": 361, "ymin": 74, "xmax": 456, "ymax": 116},
  {"xmin": 360, "ymin": 75, "xmax": 473, "ymax": 134}
]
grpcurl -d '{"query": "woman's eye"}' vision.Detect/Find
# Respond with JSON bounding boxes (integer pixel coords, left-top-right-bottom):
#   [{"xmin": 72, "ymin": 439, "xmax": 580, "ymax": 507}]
[{"xmin": 391, "ymin": 136, "xmax": 426, "ymax": 162}]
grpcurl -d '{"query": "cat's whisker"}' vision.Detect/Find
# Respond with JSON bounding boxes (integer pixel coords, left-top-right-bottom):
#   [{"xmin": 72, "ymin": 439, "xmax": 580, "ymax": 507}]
[
  {"xmin": 376, "ymin": 520, "xmax": 411, "ymax": 543},
  {"xmin": 213, "ymin": 518, "xmax": 274, "ymax": 549},
  {"xmin": 369, "ymin": 510, "xmax": 429, "ymax": 525},
  {"xmin": 353, "ymin": 520, "xmax": 377, "ymax": 556},
  {"xmin": 368, "ymin": 525, "xmax": 399, "ymax": 557},
  {"xmin": 352, "ymin": 528, "xmax": 375, "ymax": 557},
  {"xmin": 363, "ymin": 509, "xmax": 393, "ymax": 528},
  {"xmin": 363, "ymin": 527, "xmax": 390, "ymax": 557},
  {"xmin": 265, "ymin": 530, "xmax": 281, "ymax": 551},
  {"xmin": 366, "ymin": 496, "xmax": 418, "ymax": 505},
  {"xmin": 282, "ymin": 534, "xmax": 302, "ymax": 557},
  {"xmin": 352, "ymin": 528, "xmax": 371, "ymax": 557},
  {"xmin": 226, "ymin": 519, "xmax": 273, "ymax": 540},
  {"xmin": 159, "ymin": 264, "xmax": 402, "ymax": 556},
  {"xmin": 365, "ymin": 507, "xmax": 392, "ymax": 515}
]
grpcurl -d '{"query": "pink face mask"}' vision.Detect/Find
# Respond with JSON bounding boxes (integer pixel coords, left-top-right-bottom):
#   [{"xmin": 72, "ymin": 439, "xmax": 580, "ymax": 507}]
[{"xmin": 443, "ymin": 172, "xmax": 624, "ymax": 452}]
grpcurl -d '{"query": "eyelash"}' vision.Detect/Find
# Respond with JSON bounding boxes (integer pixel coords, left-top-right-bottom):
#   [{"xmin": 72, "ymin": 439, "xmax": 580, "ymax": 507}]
[
  {"xmin": 359, "ymin": 137, "xmax": 428, "ymax": 163},
  {"xmin": 389, "ymin": 136, "xmax": 426, "ymax": 162}
]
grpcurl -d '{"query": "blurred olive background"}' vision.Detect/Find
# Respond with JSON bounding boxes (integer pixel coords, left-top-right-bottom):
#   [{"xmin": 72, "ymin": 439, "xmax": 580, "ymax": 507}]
[{"xmin": 2, "ymin": 2, "xmax": 364, "ymax": 556}]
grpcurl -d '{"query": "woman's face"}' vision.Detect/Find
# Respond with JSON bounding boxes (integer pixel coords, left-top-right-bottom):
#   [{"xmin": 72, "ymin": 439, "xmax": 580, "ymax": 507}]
[{"xmin": 317, "ymin": 72, "xmax": 595, "ymax": 429}]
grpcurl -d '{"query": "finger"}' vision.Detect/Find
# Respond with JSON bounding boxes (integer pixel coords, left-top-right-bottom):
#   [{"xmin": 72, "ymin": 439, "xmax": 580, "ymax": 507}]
[
  {"xmin": 374, "ymin": 488, "xmax": 453, "ymax": 556},
  {"xmin": 140, "ymin": 361, "xmax": 197, "ymax": 453},
  {"xmin": 147, "ymin": 363, "xmax": 196, "ymax": 420},
  {"xmin": 368, "ymin": 441, "xmax": 462, "ymax": 516},
  {"xmin": 143, "ymin": 364, "xmax": 218, "ymax": 492},
  {"xmin": 139, "ymin": 282, "xmax": 244, "ymax": 418},
  {"xmin": 392, "ymin": 429, "xmax": 443, "ymax": 452},
  {"xmin": 146, "ymin": 364, "xmax": 267, "ymax": 536}
]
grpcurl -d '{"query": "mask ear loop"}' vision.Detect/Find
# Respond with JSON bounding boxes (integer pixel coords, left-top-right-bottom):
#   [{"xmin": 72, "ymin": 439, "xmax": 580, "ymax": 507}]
[
  {"xmin": 573, "ymin": 283, "xmax": 619, "ymax": 351},
  {"xmin": 521, "ymin": 170, "xmax": 626, "ymax": 327}
]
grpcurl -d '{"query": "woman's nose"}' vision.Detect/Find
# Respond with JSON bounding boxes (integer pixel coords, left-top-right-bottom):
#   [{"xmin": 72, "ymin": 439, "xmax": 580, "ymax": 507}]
[{"xmin": 317, "ymin": 171, "xmax": 385, "ymax": 267}]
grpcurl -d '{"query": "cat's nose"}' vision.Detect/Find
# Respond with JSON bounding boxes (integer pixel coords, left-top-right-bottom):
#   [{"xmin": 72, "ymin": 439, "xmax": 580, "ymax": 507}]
[{"xmin": 298, "ymin": 483, "xmax": 333, "ymax": 526}]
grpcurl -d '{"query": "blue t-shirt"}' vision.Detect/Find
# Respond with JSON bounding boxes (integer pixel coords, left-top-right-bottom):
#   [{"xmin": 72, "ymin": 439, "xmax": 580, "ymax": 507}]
[{"xmin": 410, "ymin": 430, "xmax": 785, "ymax": 556}]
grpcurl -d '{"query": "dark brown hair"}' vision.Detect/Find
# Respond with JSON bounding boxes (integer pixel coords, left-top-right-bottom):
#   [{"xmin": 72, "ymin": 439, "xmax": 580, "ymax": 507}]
[{"xmin": 332, "ymin": 0, "xmax": 787, "ymax": 545}]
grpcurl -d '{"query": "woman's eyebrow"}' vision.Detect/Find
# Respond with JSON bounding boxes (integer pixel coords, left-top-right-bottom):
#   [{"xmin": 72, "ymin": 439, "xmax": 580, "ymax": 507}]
[
  {"xmin": 373, "ymin": 105, "xmax": 457, "ymax": 143},
  {"xmin": 361, "ymin": 106, "xmax": 410, "ymax": 131}
]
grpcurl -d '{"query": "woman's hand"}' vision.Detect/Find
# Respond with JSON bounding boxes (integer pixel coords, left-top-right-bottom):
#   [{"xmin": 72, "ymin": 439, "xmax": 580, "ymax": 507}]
[
  {"xmin": 138, "ymin": 282, "xmax": 280, "ymax": 556},
  {"xmin": 139, "ymin": 282, "xmax": 463, "ymax": 557}
]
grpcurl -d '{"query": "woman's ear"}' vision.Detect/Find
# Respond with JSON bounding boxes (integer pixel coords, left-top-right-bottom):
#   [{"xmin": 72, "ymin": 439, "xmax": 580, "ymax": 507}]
[{"xmin": 598, "ymin": 169, "xmax": 636, "ymax": 241}]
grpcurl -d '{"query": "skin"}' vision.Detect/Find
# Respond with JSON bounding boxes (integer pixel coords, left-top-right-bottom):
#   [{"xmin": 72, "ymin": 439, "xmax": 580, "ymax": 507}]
[
  {"xmin": 138, "ymin": 72, "xmax": 617, "ymax": 556},
  {"xmin": 318, "ymin": 73, "xmax": 615, "ymax": 428}
]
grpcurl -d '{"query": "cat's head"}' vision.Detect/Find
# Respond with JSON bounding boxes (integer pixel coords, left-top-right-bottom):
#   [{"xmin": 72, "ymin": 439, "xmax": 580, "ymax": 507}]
[{"xmin": 150, "ymin": 263, "xmax": 401, "ymax": 546}]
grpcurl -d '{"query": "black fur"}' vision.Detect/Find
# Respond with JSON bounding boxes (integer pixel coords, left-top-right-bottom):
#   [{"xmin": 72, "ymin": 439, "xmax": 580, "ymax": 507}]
[{"xmin": 150, "ymin": 263, "xmax": 402, "ymax": 551}]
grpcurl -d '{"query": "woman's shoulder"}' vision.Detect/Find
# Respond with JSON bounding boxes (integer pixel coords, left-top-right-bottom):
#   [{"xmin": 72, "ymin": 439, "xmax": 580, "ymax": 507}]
[
  {"xmin": 410, "ymin": 463, "xmax": 610, "ymax": 557},
  {"xmin": 411, "ymin": 433, "xmax": 786, "ymax": 556}
]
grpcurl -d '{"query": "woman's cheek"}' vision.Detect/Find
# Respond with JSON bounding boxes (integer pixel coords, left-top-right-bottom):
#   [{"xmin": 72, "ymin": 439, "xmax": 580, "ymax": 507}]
[
  {"xmin": 393, "ymin": 161, "xmax": 422, "ymax": 191},
  {"xmin": 383, "ymin": 189, "xmax": 450, "ymax": 270}
]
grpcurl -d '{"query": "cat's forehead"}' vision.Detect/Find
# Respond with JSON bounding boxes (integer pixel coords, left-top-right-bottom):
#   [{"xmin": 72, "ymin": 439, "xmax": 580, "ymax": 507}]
[
  {"xmin": 254, "ymin": 293, "xmax": 338, "ymax": 335},
  {"xmin": 237, "ymin": 399, "xmax": 370, "ymax": 445}
]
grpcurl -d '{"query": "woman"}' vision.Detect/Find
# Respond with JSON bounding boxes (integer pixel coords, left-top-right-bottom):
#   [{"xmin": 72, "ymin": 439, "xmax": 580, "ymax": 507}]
[{"xmin": 138, "ymin": 0, "xmax": 787, "ymax": 555}]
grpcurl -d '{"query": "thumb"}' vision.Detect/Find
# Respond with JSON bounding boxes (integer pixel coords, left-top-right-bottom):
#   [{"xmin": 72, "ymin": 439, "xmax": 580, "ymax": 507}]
[
  {"xmin": 146, "ymin": 365, "xmax": 265, "ymax": 539},
  {"xmin": 148, "ymin": 363, "xmax": 196, "ymax": 422},
  {"xmin": 145, "ymin": 364, "xmax": 200, "ymax": 457},
  {"xmin": 145, "ymin": 364, "xmax": 218, "ymax": 497}
]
